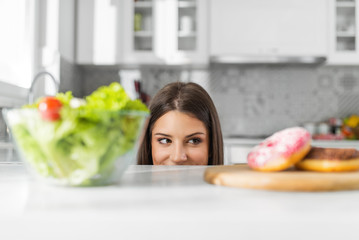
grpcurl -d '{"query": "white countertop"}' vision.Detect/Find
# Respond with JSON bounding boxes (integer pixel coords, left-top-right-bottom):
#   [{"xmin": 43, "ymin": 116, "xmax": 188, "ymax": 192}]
[
  {"xmin": 223, "ymin": 138, "xmax": 359, "ymax": 164},
  {"xmin": 224, "ymin": 137, "xmax": 359, "ymax": 148},
  {"xmin": 1, "ymin": 162, "xmax": 359, "ymax": 240}
]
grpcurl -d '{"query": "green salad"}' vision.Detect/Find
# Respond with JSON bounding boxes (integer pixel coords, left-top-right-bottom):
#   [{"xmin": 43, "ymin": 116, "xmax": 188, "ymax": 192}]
[{"xmin": 7, "ymin": 82, "xmax": 149, "ymax": 186}]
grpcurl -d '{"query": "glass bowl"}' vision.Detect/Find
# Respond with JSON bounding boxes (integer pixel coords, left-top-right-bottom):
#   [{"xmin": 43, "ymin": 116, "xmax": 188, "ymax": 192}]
[{"xmin": 3, "ymin": 108, "xmax": 148, "ymax": 187}]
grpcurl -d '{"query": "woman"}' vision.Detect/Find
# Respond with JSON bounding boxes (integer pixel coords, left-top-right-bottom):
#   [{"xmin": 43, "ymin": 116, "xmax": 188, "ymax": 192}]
[{"xmin": 137, "ymin": 82, "xmax": 223, "ymax": 165}]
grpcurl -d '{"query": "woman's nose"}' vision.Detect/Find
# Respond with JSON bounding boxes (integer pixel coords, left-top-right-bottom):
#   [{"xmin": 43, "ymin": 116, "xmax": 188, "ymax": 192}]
[{"xmin": 172, "ymin": 143, "xmax": 187, "ymax": 163}]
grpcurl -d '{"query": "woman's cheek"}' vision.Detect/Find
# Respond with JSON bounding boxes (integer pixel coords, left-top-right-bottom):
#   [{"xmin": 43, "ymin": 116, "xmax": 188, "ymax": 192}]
[
  {"xmin": 152, "ymin": 145, "xmax": 169, "ymax": 165},
  {"xmin": 188, "ymin": 148, "xmax": 209, "ymax": 165}
]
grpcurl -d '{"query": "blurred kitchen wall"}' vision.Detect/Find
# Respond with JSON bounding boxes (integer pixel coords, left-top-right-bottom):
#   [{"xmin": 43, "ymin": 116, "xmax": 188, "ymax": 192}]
[{"xmin": 60, "ymin": 57, "xmax": 359, "ymax": 137}]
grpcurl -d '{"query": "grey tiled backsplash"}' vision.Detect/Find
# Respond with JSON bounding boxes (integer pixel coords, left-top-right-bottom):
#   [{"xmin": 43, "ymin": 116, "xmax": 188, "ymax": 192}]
[{"xmin": 60, "ymin": 58, "xmax": 359, "ymax": 137}]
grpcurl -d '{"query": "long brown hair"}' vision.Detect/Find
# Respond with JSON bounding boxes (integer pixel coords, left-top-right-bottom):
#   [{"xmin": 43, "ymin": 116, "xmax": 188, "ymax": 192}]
[{"xmin": 137, "ymin": 82, "xmax": 223, "ymax": 165}]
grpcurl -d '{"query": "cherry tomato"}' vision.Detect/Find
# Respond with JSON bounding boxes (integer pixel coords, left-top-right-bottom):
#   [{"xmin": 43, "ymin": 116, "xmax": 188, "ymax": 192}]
[{"xmin": 38, "ymin": 96, "xmax": 63, "ymax": 121}]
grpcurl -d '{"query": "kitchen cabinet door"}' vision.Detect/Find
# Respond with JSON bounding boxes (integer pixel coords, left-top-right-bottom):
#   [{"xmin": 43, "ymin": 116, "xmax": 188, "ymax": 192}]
[
  {"xmin": 76, "ymin": 0, "xmax": 208, "ymax": 65},
  {"xmin": 121, "ymin": 0, "xmax": 162, "ymax": 64},
  {"xmin": 121, "ymin": 0, "xmax": 208, "ymax": 65},
  {"xmin": 328, "ymin": 0, "xmax": 359, "ymax": 64},
  {"xmin": 76, "ymin": 0, "xmax": 122, "ymax": 64},
  {"xmin": 210, "ymin": 0, "xmax": 328, "ymax": 58}
]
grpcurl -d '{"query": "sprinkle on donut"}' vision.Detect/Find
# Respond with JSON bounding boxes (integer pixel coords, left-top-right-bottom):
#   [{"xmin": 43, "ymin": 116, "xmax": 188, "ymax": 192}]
[{"xmin": 247, "ymin": 127, "xmax": 312, "ymax": 172}]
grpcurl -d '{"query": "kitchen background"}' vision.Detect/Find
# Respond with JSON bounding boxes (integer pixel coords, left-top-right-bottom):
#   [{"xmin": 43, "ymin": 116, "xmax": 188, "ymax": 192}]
[
  {"xmin": 2, "ymin": 0, "xmax": 359, "ymax": 162},
  {"xmin": 60, "ymin": 59, "xmax": 359, "ymax": 137},
  {"xmin": 58, "ymin": 0, "xmax": 359, "ymax": 138}
]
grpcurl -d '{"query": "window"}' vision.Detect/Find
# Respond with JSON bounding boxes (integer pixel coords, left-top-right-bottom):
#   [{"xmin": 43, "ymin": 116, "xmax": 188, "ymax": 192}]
[{"xmin": 0, "ymin": 0, "xmax": 37, "ymax": 106}]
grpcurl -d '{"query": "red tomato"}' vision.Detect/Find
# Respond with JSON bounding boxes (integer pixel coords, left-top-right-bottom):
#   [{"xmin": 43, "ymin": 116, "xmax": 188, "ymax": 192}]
[{"xmin": 38, "ymin": 97, "xmax": 63, "ymax": 121}]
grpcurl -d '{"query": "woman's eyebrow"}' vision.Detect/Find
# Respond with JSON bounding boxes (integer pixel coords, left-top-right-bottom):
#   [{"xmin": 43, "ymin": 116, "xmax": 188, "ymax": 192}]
[
  {"xmin": 154, "ymin": 133, "xmax": 172, "ymax": 137},
  {"xmin": 154, "ymin": 132, "xmax": 205, "ymax": 138},
  {"xmin": 186, "ymin": 132, "xmax": 205, "ymax": 138}
]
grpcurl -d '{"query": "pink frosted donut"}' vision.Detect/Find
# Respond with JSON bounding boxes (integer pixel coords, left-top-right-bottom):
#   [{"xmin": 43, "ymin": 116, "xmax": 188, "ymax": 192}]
[{"xmin": 247, "ymin": 127, "xmax": 311, "ymax": 171}]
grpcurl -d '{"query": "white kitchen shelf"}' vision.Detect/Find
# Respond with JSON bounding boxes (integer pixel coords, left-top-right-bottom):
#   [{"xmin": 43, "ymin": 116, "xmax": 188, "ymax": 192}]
[{"xmin": 327, "ymin": 0, "xmax": 359, "ymax": 63}]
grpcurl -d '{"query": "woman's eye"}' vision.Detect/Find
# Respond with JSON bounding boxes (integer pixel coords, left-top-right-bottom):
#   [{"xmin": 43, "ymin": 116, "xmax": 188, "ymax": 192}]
[
  {"xmin": 158, "ymin": 138, "xmax": 171, "ymax": 144},
  {"xmin": 188, "ymin": 138, "xmax": 202, "ymax": 145}
]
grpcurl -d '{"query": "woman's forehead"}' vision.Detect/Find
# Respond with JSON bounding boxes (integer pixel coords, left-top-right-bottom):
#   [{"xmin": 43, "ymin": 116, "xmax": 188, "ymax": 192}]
[{"xmin": 152, "ymin": 110, "xmax": 207, "ymax": 134}]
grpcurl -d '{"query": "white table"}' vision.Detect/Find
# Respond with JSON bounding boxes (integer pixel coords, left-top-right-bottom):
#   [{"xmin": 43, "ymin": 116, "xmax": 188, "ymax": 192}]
[{"xmin": 1, "ymin": 163, "xmax": 359, "ymax": 240}]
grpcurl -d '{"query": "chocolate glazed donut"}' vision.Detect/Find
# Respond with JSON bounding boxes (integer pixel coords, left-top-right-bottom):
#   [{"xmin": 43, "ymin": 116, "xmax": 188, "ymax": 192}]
[{"xmin": 295, "ymin": 147, "xmax": 359, "ymax": 172}]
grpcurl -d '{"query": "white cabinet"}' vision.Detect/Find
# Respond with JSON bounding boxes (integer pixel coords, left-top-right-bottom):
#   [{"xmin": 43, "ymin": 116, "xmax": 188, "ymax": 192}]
[
  {"xmin": 121, "ymin": 0, "xmax": 160, "ymax": 64},
  {"xmin": 224, "ymin": 145, "xmax": 252, "ymax": 165},
  {"xmin": 223, "ymin": 139, "xmax": 261, "ymax": 165},
  {"xmin": 210, "ymin": 0, "xmax": 328, "ymax": 59},
  {"xmin": 122, "ymin": 0, "xmax": 208, "ymax": 65},
  {"xmin": 328, "ymin": 0, "xmax": 359, "ymax": 64},
  {"xmin": 76, "ymin": 0, "xmax": 208, "ymax": 65},
  {"xmin": 76, "ymin": 0, "xmax": 121, "ymax": 64}
]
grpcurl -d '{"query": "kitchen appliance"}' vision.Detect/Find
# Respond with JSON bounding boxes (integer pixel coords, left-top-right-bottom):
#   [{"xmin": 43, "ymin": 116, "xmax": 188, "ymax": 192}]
[{"xmin": 209, "ymin": 0, "xmax": 328, "ymax": 64}]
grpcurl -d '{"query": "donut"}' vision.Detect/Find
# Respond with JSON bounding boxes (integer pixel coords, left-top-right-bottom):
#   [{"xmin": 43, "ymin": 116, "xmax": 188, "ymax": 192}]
[
  {"xmin": 247, "ymin": 127, "xmax": 311, "ymax": 171},
  {"xmin": 295, "ymin": 147, "xmax": 359, "ymax": 172}
]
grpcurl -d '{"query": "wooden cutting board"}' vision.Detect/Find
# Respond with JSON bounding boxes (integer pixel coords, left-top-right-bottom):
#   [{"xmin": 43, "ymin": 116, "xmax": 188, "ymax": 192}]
[{"xmin": 204, "ymin": 164, "xmax": 359, "ymax": 191}]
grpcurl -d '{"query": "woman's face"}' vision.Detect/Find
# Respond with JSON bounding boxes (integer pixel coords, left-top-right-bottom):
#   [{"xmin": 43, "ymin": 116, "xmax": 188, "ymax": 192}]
[{"xmin": 151, "ymin": 110, "xmax": 209, "ymax": 165}]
